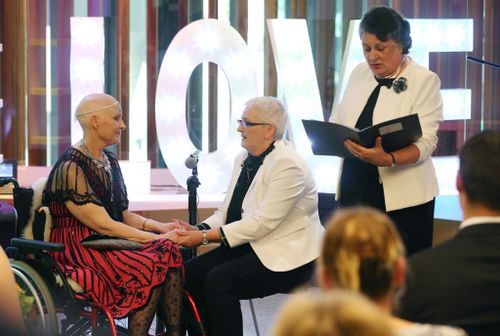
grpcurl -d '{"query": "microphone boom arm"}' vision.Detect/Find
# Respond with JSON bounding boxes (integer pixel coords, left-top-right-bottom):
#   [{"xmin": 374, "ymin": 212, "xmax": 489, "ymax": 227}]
[{"xmin": 466, "ymin": 55, "xmax": 500, "ymax": 70}]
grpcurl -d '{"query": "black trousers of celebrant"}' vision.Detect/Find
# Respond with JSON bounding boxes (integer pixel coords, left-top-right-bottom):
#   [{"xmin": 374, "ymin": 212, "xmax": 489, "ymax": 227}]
[{"xmin": 339, "ymin": 156, "xmax": 435, "ymax": 256}]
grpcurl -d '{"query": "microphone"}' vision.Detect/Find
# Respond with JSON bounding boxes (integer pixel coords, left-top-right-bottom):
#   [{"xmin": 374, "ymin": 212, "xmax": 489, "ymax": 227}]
[
  {"xmin": 185, "ymin": 150, "xmax": 200, "ymax": 169},
  {"xmin": 466, "ymin": 55, "xmax": 500, "ymax": 69}
]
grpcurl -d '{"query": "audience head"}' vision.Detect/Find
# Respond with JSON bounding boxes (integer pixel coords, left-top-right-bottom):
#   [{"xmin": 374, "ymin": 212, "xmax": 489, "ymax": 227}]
[
  {"xmin": 359, "ymin": 6, "xmax": 412, "ymax": 55},
  {"xmin": 458, "ymin": 129, "xmax": 500, "ymax": 212},
  {"xmin": 272, "ymin": 289, "xmax": 394, "ymax": 336},
  {"xmin": 320, "ymin": 207, "xmax": 405, "ymax": 301}
]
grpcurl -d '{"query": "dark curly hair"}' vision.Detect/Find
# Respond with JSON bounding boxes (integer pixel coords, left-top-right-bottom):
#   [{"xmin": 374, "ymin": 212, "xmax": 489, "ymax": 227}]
[{"xmin": 359, "ymin": 6, "xmax": 412, "ymax": 54}]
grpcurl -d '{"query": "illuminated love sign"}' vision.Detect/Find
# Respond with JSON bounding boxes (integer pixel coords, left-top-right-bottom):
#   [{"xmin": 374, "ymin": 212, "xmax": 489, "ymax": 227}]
[
  {"xmin": 70, "ymin": 17, "xmax": 105, "ymax": 144},
  {"xmin": 155, "ymin": 19, "xmax": 258, "ymax": 193},
  {"xmin": 70, "ymin": 18, "xmax": 473, "ymax": 195},
  {"xmin": 267, "ymin": 19, "xmax": 340, "ymax": 193},
  {"xmin": 0, "ymin": 43, "xmax": 2, "ymax": 109}
]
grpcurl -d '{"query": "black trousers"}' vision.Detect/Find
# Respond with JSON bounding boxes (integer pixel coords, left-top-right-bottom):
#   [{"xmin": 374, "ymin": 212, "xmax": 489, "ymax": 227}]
[
  {"xmin": 183, "ymin": 244, "xmax": 315, "ymax": 336},
  {"xmin": 339, "ymin": 158, "xmax": 435, "ymax": 256},
  {"xmin": 387, "ymin": 199, "xmax": 435, "ymax": 256}
]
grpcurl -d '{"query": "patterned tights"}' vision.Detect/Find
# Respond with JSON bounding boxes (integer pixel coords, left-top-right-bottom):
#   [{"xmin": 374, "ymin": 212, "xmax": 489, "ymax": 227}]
[{"xmin": 128, "ymin": 267, "xmax": 183, "ymax": 336}]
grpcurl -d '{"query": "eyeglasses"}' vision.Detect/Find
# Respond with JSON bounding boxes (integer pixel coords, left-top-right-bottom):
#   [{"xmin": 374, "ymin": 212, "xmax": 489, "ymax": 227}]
[{"xmin": 237, "ymin": 119, "xmax": 271, "ymax": 128}]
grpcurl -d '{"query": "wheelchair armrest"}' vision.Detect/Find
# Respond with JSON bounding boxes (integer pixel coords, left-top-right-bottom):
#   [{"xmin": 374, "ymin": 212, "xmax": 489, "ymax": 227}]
[
  {"xmin": 0, "ymin": 177, "xmax": 19, "ymax": 189},
  {"xmin": 11, "ymin": 237, "xmax": 65, "ymax": 252}
]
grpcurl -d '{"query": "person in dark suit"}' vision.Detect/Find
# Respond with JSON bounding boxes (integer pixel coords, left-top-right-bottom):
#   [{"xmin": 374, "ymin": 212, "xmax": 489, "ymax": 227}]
[{"xmin": 399, "ymin": 129, "xmax": 500, "ymax": 336}]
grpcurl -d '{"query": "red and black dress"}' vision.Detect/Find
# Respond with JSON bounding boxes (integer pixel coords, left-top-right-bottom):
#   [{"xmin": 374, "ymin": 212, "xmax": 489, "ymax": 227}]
[{"xmin": 44, "ymin": 147, "xmax": 182, "ymax": 318}]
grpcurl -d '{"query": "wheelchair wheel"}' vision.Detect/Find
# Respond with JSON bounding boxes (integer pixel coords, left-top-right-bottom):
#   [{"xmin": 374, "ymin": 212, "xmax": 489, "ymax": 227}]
[{"xmin": 11, "ymin": 260, "xmax": 58, "ymax": 336}]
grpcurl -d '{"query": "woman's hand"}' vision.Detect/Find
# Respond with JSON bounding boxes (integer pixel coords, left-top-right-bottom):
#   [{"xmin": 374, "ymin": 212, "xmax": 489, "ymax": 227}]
[
  {"xmin": 158, "ymin": 230, "xmax": 182, "ymax": 243},
  {"xmin": 344, "ymin": 137, "xmax": 393, "ymax": 167},
  {"xmin": 176, "ymin": 230, "xmax": 202, "ymax": 248},
  {"xmin": 153, "ymin": 221, "xmax": 185, "ymax": 233},
  {"xmin": 171, "ymin": 219, "xmax": 199, "ymax": 231}
]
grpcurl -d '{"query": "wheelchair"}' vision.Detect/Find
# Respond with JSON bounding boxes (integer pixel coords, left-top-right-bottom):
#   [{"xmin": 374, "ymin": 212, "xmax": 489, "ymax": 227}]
[{"xmin": 0, "ymin": 176, "xmax": 205, "ymax": 336}]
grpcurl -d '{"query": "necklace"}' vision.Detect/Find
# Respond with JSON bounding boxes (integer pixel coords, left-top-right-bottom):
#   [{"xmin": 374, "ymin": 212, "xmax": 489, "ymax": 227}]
[
  {"xmin": 378, "ymin": 56, "xmax": 409, "ymax": 93},
  {"xmin": 382, "ymin": 55, "xmax": 407, "ymax": 79},
  {"xmin": 79, "ymin": 139, "xmax": 112, "ymax": 176},
  {"xmin": 79, "ymin": 139, "xmax": 114, "ymax": 203}
]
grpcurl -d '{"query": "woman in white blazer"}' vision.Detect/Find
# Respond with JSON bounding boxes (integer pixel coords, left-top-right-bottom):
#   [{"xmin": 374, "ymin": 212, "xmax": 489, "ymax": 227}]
[
  {"xmin": 177, "ymin": 96, "xmax": 324, "ymax": 336},
  {"xmin": 330, "ymin": 7, "xmax": 443, "ymax": 256}
]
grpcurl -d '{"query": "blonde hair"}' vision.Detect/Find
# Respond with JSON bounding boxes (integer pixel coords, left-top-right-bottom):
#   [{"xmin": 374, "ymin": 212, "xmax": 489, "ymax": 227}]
[
  {"xmin": 321, "ymin": 207, "xmax": 405, "ymax": 300},
  {"xmin": 272, "ymin": 290, "xmax": 394, "ymax": 336}
]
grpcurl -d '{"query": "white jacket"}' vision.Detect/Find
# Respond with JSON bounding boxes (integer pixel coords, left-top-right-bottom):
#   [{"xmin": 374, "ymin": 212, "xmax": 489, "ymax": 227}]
[
  {"xmin": 203, "ymin": 140, "xmax": 324, "ymax": 272},
  {"xmin": 330, "ymin": 60, "xmax": 443, "ymax": 211}
]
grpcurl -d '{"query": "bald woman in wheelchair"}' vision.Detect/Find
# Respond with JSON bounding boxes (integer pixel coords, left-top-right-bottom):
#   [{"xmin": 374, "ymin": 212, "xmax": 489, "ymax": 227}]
[{"xmin": 42, "ymin": 93, "xmax": 186, "ymax": 336}]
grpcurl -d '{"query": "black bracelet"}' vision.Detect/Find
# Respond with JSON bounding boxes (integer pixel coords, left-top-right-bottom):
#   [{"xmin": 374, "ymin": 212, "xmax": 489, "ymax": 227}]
[
  {"xmin": 219, "ymin": 228, "xmax": 229, "ymax": 247},
  {"xmin": 195, "ymin": 223, "xmax": 211, "ymax": 231}
]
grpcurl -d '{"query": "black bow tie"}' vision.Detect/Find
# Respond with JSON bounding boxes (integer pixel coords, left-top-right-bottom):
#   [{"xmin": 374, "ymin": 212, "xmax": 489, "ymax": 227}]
[{"xmin": 375, "ymin": 77, "xmax": 396, "ymax": 88}]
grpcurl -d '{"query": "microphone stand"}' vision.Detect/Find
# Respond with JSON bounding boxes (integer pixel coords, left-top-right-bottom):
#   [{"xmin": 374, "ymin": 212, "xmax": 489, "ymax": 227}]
[
  {"xmin": 466, "ymin": 55, "xmax": 500, "ymax": 70},
  {"xmin": 186, "ymin": 165, "xmax": 200, "ymax": 260}
]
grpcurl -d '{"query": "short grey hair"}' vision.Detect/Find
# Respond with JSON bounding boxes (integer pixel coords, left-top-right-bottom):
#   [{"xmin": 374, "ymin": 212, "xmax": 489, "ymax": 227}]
[{"xmin": 243, "ymin": 96, "xmax": 288, "ymax": 140}]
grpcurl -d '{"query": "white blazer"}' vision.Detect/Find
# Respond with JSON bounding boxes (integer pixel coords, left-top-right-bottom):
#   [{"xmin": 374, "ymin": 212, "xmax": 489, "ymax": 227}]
[
  {"xmin": 330, "ymin": 60, "xmax": 443, "ymax": 211},
  {"xmin": 203, "ymin": 140, "xmax": 324, "ymax": 272}
]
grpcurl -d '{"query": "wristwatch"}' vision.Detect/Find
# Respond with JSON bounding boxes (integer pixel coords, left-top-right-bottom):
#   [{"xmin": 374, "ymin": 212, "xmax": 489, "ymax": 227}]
[{"xmin": 201, "ymin": 230, "xmax": 209, "ymax": 245}]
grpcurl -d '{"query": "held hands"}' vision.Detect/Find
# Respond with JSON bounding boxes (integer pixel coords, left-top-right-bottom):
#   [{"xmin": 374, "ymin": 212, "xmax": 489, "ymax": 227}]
[
  {"xmin": 344, "ymin": 137, "xmax": 393, "ymax": 167},
  {"xmin": 155, "ymin": 220, "xmax": 204, "ymax": 245},
  {"xmin": 151, "ymin": 220, "xmax": 191, "ymax": 243},
  {"xmin": 152, "ymin": 221, "xmax": 185, "ymax": 233},
  {"xmin": 171, "ymin": 219, "xmax": 199, "ymax": 231},
  {"xmin": 152, "ymin": 219, "xmax": 196, "ymax": 233},
  {"xmin": 176, "ymin": 230, "xmax": 203, "ymax": 248},
  {"xmin": 158, "ymin": 230, "xmax": 183, "ymax": 243}
]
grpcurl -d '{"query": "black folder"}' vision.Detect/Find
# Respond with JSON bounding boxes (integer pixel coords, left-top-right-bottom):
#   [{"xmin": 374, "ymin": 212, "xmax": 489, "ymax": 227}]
[{"xmin": 302, "ymin": 114, "xmax": 422, "ymax": 159}]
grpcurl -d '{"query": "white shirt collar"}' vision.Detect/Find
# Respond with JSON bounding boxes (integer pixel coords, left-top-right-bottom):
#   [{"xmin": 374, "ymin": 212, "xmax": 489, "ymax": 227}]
[{"xmin": 459, "ymin": 216, "xmax": 500, "ymax": 230}]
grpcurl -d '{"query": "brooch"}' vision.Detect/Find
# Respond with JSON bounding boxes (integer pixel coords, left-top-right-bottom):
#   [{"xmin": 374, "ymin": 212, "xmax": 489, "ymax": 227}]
[{"xmin": 392, "ymin": 77, "xmax": 407, "ymax": 93}]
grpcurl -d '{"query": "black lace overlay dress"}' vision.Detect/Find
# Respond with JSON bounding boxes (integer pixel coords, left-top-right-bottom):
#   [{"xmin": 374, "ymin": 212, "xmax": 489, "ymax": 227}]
[{"xmin": 43, "ymin": 148, "xmax": 182, "ymax": 318}]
